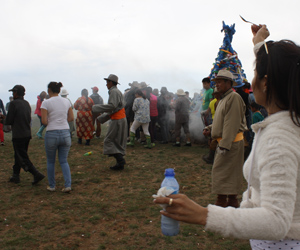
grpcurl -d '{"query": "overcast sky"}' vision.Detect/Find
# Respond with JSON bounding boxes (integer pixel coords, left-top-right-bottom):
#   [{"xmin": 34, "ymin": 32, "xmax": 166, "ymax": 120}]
[{"xmin": 1, "ymin": 0, "xmax": 300, "ymax": 105}]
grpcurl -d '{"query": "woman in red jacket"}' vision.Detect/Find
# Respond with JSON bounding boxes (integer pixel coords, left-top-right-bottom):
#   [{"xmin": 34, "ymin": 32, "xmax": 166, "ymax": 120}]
[{"xmin": 35, "ymin": 91, "xmax": 47, "ymax": 138}]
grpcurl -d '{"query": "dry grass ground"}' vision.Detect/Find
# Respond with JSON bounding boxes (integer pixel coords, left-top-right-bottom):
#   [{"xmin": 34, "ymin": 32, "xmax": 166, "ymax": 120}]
[{"xmin": 0, "ymin": 116, "xmax": 251, "ymax": 250}]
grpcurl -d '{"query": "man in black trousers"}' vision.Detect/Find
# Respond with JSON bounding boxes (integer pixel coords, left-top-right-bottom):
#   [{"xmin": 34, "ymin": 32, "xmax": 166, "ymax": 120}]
[{"xmin": 5, "ymin": 85, "xmax": 45, "ymax": 184}]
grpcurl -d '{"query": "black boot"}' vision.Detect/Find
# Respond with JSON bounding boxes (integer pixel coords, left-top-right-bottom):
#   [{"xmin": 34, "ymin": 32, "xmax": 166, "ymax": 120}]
[
  {"xmin": 85, "ymin": 139, "xmax": 90, "ymax": 146},
  {"xmin": 9, "ymin": 174, "xmax": 20, "ymax": 184},
  {"xmin": 28, "ymin": 165, "xmax": 45, "ymax": 185},
  {"xmin": 202, "ymin": 150, "xmax": 215, "ymax": 164},
  {"xmin": 110, "ymin": 154, "xmax": 126, "ymax": 170},
  {"xmin": 227, "ymin": 195, "xmax": 239, "ymax": 208},
  {"xmin": 32, "ymin": 172, "xmax": 45, "ymax": 185},
  {"xmin": 9, "ymin": 165, "xmax": 21, "ymax": 183},
  {"xmin": 78, "ymin": 138, "xmax": 82, "ymax": 144},
  {"xmin": 215, "ymin": 195, "xmax": 228, "ymax": 207}
]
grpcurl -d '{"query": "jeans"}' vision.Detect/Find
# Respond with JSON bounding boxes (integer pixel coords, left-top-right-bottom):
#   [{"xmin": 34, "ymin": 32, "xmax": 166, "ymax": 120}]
[{"xmin": 45, "ymin": 129, "xmax": 71, "ymax": 188}]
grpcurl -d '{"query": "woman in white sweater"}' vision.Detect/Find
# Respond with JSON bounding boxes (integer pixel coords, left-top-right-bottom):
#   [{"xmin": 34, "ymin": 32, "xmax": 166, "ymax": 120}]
[{"xmin": 154, "ymin": 25, "xmax": 300, "ymax": 249}]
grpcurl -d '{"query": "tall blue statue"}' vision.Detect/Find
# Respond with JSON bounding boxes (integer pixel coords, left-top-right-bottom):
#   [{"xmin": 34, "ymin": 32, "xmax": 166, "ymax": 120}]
[{"xmin": 209, "ymin": 21, "xmax": 247, "ymax": 87}]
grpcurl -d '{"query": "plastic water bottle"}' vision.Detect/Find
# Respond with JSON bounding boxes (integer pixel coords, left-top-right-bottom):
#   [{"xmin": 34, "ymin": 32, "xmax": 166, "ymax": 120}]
[{"xmin": 161, "ymin": 168, "xmax": 180, "ymax": 236}]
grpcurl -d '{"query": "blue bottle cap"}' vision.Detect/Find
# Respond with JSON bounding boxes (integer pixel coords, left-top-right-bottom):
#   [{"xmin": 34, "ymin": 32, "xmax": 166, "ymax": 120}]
[{"xmin": 164, "ymin": 168, "xmax": 175, "ymax": 176}]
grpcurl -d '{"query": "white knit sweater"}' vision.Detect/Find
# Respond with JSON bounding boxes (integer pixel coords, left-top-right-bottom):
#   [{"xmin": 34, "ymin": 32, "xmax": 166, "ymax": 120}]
[{"xmin": 205, "ymin": 111, "xmax": 300, "ymax": 240}]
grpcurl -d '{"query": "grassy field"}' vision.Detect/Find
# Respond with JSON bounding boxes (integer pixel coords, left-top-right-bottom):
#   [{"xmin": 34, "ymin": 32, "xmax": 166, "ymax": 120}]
[{"xmin": 0, "ymin": 116, "xmax": 251, "ymax": 250}]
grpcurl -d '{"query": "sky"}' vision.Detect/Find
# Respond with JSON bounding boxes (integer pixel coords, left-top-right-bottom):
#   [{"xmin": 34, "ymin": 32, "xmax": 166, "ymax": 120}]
[{"xmin": 1, "ymin": 0, "xmax": 300, "ymax": 106}]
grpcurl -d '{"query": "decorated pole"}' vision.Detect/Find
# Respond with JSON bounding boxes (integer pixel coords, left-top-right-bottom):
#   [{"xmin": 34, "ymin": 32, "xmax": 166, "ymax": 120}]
[{"xmin": 209, "ymin": 21, "xmax": 247, "ymax": 88}]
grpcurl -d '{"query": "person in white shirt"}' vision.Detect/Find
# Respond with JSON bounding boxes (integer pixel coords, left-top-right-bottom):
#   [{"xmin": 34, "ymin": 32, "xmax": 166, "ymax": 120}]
[{"xmin": 41, "ymin": 82, "xmax": 74, "ymax": 193}]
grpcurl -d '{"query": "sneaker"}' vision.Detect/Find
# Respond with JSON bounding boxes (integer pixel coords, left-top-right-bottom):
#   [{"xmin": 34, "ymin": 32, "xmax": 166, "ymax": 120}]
[
  {"xmin": 1, "ymin": 142, "xmax": 4, "ymax": 146},
  {"xmin": 47, "ymin": 186, "xmax": 56, "ymax": 192},
  {"xmin": 173, "ymin": 142, "xmax": 181, "ymax": 147},
  {"xmin": 62, "ymin": 187, "xmax": 71, "ymax": 193}
]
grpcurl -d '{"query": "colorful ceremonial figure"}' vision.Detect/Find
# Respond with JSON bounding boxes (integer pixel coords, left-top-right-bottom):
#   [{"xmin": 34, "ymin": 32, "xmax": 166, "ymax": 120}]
[
  {"xmin": 92, "ymin": 74, "xmax": 127, "ymax": 171},
  {"xmin": 204, "ymin": 69, "xmax": 247, "ymax": 208},
  {"xmin": 209, "ymin": 21, "xmax": 247, "ymax": 87},
  {"xmin": 74, "ymin": 89, "xmax": 94, "ymax": 146}
]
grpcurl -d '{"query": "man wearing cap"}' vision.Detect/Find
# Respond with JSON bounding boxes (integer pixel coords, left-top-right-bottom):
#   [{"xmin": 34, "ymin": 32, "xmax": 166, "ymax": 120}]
[
  {"xmin": 92, "ymin": 74, "xmax": 127, "ymax": 170},
  {"xmin": 173, "ymin": 89, "xmax": 192, "ymax": 147},
  {"xmin": 5, "ymin": 85, "xmax": 45, "ymax": 184},
  {"xmin": 90, "ymin": 86, "xmax": 104, "ymax": 138},
  {"xmin": 203, "ymin": 69, "xmax": 247, "ymax": 208}
]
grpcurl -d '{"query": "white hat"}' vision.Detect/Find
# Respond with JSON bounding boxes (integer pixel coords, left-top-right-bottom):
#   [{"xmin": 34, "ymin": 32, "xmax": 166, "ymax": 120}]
[
  {"xmin": 212, "ymin": 69, "xmax": 237, "ymax": 86},
  {"xmin": 176, "ymin": 89, "xmax": 186, "ymax": 96},
  {"xmin": 60, "ymin": 89, "xmax": 69, "ymax": 96}
]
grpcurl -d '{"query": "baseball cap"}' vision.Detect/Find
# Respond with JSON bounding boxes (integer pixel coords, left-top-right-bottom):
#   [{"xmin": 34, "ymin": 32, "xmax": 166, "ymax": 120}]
[
  {"xmin": 91, "ymin": 86, "xmax": 99, "ymax": 92},
  {"xmin": 9, "ymin": 85, "xmax": 25, "ymax": 96}
]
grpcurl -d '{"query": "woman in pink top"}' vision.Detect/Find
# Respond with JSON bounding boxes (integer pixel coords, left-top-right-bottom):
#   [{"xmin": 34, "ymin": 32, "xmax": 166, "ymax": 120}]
[
  {"xmin": 147, "ymin": 87, "xmax": 158, "ymax": 145},
  {"xmin": 35, "ymin": 91, "xmax": 47, "ymax": 139}
]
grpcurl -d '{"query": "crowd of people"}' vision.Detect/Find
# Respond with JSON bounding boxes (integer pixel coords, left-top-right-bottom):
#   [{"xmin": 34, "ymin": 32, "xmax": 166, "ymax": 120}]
[
  {"xmin": 154, "ymin": 24, "xmax": 300, "ymax": 249},
  {"xmin": 1, "ymin": 23, "xmax": 300, "ymax": 249}
]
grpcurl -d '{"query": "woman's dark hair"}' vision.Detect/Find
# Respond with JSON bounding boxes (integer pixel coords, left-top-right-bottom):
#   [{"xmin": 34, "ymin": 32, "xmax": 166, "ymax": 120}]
[
  {"xmin": 48, "ymin": 82, "xmax": 63, "ymax": 94},
  {"xmin": 250, "ymin": 101, "xmax": 261, "ymax": 111},
  {"xmin": 255, "ymin": 40, "xmax": 300, "ymax": 126},
  {"xmin": 135, "ymin": 89, "xmax": 146, "ymax": 99},
  {"xmin": 202, "ymin": 77, "xmax": 210, "ymax": 84},
  {"xmin": 81, "ymin": 89, "xmax": 89, "ymax": 103},
  {"xmin": 40, "ymin": 91, "xmax": 47, "ymax": 102}
]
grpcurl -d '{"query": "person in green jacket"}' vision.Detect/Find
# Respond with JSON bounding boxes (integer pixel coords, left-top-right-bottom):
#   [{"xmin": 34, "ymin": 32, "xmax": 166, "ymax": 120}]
[{"xmin": 250, "ymin": 101, "xmax": 264, "ymax": 124}]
